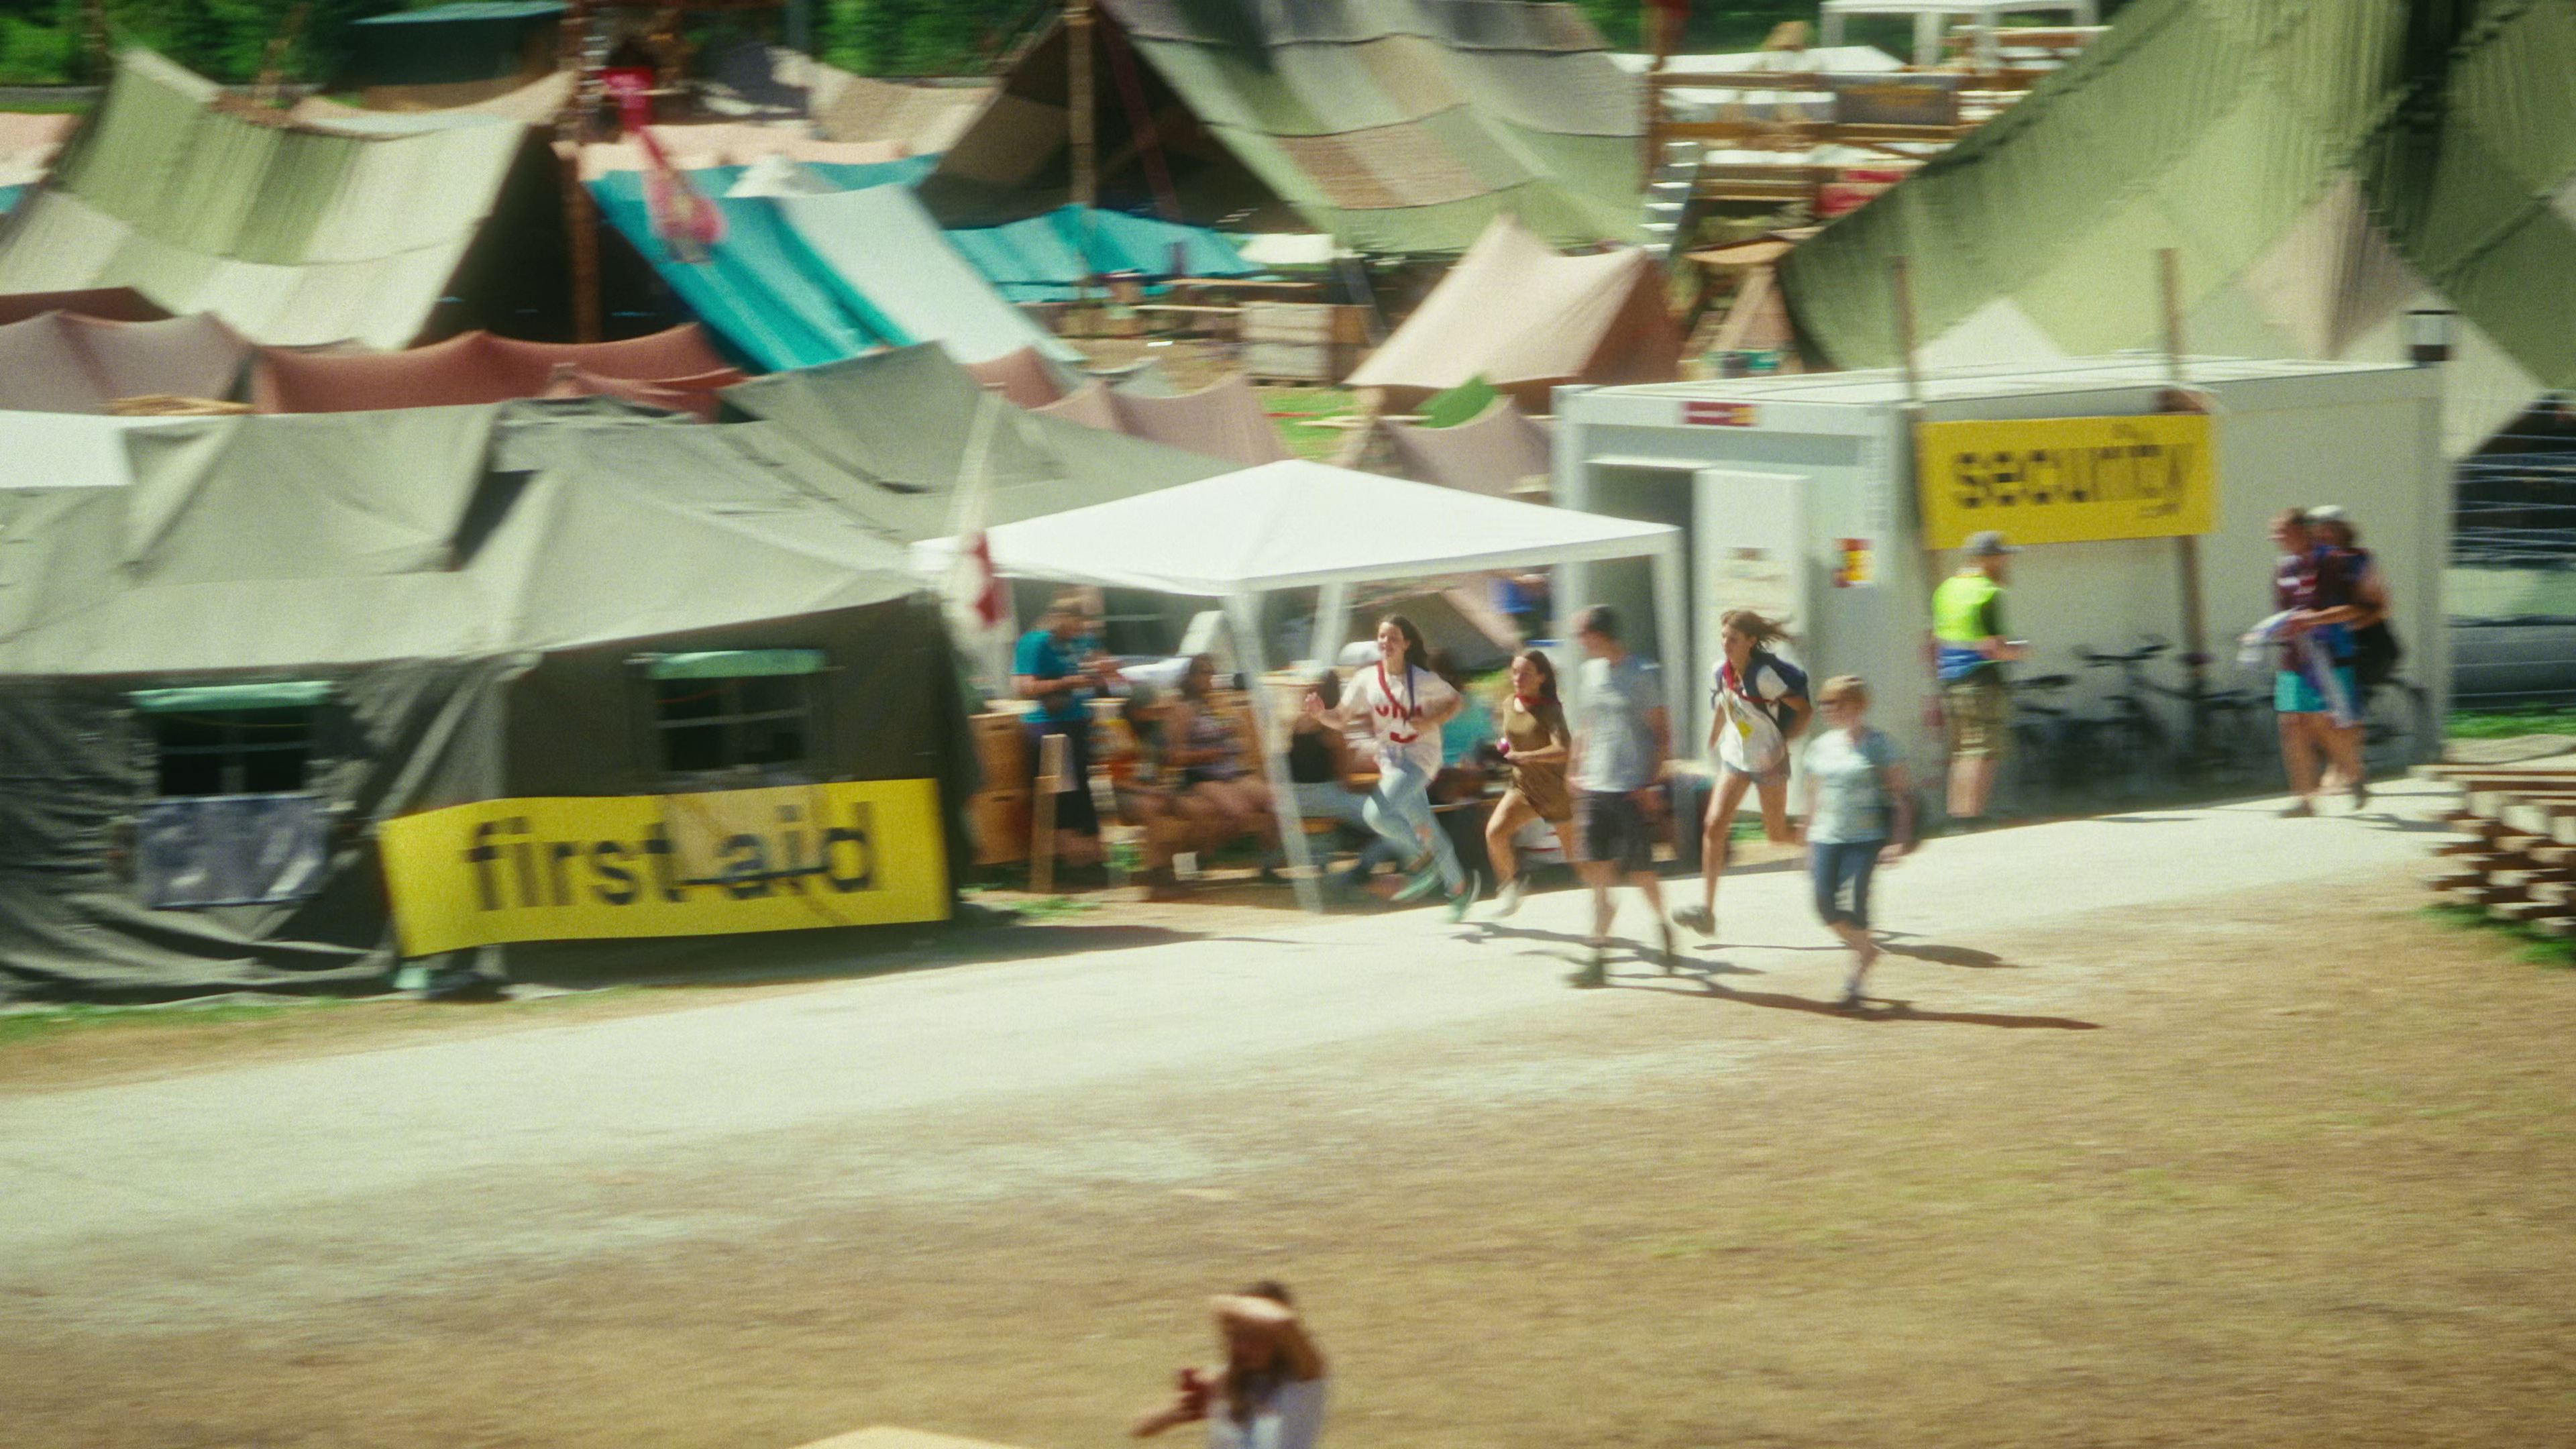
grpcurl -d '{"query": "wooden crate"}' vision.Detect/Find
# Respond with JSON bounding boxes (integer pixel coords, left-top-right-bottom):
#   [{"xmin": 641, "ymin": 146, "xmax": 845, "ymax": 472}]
[
  {"xmin": 970, "ymin": 788, "xmax": 1032, "ymax": 867},
  {"xmin": 1242, "ymin": 339, "xmax": 1351, "ymax": 384},
  {"xmin": 971, "ymin": 712, "xmax": 1030, "ymax": 790}
]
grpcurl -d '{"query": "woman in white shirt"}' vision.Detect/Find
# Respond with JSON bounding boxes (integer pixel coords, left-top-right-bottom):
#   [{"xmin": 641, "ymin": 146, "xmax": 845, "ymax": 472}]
[
  {"xmin": 1674, "ymin": 609, "xmax": 1812, "ymax": 937},
  {"xmin": 1305, "ymin": 614, "xmax": 1478, "ymax": 920},
  {"xmin": 1132, "ymin": 1281, "xmax": 1329, "ymax": 1449}
]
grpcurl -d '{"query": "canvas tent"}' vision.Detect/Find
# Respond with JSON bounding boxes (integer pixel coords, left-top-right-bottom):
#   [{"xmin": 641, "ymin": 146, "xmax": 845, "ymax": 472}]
[
  {"xmin": 932, "ymin": 459, "xmax": 1684, "ymax": 910},
  {"xmin": 1380, "ymin": 398, "xmax": 1556, "ymax": 497},
  {"xmin": 1033, "ymin": 374, "xmax": 1293, "ymax": 469},
  {"xmin": 0, "ymin": 402, "xmax": 981, "ymax": 1000},
  {"xmin": 1345, "ymin": 213, "xmax": 1682, "ymax": 411},
  {"xmin": 924, "ymin": 0, "xmax": 1644, "ymax": 253},
  {"xmin": 0, "ymin": 311, "xmax": 250, "ymax": 413},
  {"xmin": 251, "ymin": 324, "xmax": 744, "ymax": 414},
  {"xmin": 1779, "ymin": 0, "xmax": 2576, "ymax": 455},
  {"xmin": 0, "ymin": 51, "xmax": 568, "ymax": 349},
  {"xmin": 718, "ymin": 343, "xmax": 1236, "ymax": 539}
]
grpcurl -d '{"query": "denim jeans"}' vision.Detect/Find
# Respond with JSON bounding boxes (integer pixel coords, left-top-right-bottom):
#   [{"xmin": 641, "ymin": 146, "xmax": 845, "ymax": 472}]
[
  {"xmin": 1810, "ymin": 839, "xmax": 1884, "ymax": 928},
  {"xmin": 1363, "ymin": 758, "xmax": 1464, "ymax": 891}
]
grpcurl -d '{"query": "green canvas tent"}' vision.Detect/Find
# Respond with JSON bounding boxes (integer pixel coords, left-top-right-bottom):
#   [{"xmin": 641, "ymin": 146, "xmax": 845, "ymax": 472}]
[
  {"xmin": 0, "ymin": 50, "xmax": 570, "ymax": 349},
  {"xmin": 922, "ymin": 0, "xmax": 1643, "ymax": 253},
  {"xmin": 0, "ymin": 402, "xmax": 979, "ymax": 1000},
  {"xmin": 716, "ymin": 342, "xmax": 1237, "ymax": 540},
  {"xmin": 1778, "ymin": 0, "xmax": 2576, "ymax": 454}
]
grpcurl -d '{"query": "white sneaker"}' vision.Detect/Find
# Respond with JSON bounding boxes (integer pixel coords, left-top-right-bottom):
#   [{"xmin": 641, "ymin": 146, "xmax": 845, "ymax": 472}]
[{"xmin": 1490, "ymin": 874, "xmax": 1526, "ymax": 918}]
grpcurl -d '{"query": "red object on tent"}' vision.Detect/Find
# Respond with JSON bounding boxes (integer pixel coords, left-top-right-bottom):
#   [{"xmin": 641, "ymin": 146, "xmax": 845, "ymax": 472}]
[
  {"xmin": 965, "ymin": 531, "xmax": 1008, "ymax": 631},
  {"xmin": 605, "ymin": 70, "xmax": 724, "ymax": 260}
]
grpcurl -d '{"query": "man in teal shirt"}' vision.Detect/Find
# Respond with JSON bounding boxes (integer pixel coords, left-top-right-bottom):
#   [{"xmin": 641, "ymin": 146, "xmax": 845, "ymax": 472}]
[{"xmin": 1013, "ymin": 592, "xmax": 1114, "ymax": 869}]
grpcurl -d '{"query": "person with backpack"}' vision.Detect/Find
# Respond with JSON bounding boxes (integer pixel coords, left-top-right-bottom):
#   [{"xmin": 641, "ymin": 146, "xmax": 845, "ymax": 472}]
[
  {"xmin": 2308, "ymin": 504, "xmax": 2400, "ymax": 709},
  {"xmin": 2267, "ymin": 508, "xmax": 2372, "ymax": 814},
  {"xmin": 1673, "ymin": 608, "xmax": 1811, "ymax": 938}
]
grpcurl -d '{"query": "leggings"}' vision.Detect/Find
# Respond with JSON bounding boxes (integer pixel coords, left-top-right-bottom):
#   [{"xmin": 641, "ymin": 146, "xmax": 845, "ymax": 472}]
[
  {"xmin": 1810, "ymin": 839, "xmax": 1884, "ymax": 929},
  {"xmin": 1362, "ymin": 757, "xmax": 1465, "ymax": 892}
]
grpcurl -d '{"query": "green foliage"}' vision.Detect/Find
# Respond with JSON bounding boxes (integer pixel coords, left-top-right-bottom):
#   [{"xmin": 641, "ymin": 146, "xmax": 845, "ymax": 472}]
[
  {"xmin": 0, "ymin": 13, "xmax": 74, "ymax": 83},
  {"xmin": 2448, "ymin": 707, "xmax": 2576, "ymax": 741},
  {"xmin": 822, "ymin": 0, "xmax": 1030, "ymax": 77}
]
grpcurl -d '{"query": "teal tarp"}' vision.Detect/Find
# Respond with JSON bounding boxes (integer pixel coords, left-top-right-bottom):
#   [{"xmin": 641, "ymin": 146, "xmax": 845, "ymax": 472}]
[
  {"xmin": 593, "ymin": 160, "xmax": 1257, "ymax": 366},
  {"xmin": 590, "ymin": 171, "xmax": 909, "ymax": 372}
]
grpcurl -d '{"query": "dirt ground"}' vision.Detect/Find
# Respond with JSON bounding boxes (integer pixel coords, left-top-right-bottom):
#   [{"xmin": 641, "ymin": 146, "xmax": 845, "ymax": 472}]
[{"xmin": 4, "ymin": 867, "xmax": 2573, "ymax": 1448}]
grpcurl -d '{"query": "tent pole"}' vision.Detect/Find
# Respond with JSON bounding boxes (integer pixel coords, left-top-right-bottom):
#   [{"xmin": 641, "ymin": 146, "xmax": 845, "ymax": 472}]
[
  {"xmin": 2156, "ymin": 246, "xmax": 2210, "ymax": 759},
  {"xmin": 1230, "ymin": 592, "xmax": 1324, "ymax": 914},
  {"xmin": 1312, "ymin": 580, "xmax": 1348, "ymax": 665}
]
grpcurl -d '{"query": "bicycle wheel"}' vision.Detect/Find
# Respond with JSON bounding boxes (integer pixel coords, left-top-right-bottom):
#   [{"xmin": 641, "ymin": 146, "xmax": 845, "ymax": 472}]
[
  {"xmin": 2108, "ymin": 714, "xmax": 2170, "ymax": 801},
  {"xmin": 2205, "ymin": 700, "xmax": 2279, "ymax": 789},
  {"xmin": 2361, "ymin": 681, "xmax": 2431, "ymax": 777}
]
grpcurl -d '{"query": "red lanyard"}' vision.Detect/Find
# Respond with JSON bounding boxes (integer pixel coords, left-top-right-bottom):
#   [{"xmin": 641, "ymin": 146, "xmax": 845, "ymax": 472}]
[{"xmin": 1377, "ymin": 661, "xmax": 1420, "ymax": 743}]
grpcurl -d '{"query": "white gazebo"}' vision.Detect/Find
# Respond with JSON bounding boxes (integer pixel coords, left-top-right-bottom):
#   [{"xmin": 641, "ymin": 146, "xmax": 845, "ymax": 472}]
[{"xmin": 928, "ymin": 459, "xmax": 1686, "ymax": 912}]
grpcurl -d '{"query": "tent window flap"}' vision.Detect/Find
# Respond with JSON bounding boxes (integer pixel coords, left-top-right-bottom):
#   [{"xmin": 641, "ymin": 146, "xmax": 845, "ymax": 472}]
[
  {"xmin": 644, "ymin": 649, "xmax": 827, "ymax": 681},
  {"xmin": 129, "ymin": 681, "xmax": 333, "ymax": 713}
]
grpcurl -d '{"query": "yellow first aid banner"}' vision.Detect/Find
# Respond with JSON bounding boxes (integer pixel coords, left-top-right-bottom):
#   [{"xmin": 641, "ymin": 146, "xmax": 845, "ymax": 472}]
[
  {"xmin": 1916, "ymin": 413, "xmax": 2216, "ymax": 549},
  {"xmin": 378, "ymin": 780, "xmax": 949, "ymax": 957}
]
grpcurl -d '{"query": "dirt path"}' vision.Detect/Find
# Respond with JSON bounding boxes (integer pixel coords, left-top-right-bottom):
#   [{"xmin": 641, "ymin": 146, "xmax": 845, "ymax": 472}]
[{"xmin": 3, "ymin": 787, "xmax": 2572, "ymax": 1447}]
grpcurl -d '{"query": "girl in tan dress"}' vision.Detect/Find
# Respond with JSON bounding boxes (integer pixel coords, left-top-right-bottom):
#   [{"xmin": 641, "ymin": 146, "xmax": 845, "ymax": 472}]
[{"xmin": 1483, "ymin": 648, "xmax": 1572, "ymax": 918}]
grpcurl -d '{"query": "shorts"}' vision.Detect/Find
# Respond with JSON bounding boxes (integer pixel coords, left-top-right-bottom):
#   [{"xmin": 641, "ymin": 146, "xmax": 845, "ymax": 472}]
[
  {"xmin": 1811, "ymin": 839, "xmax": 1884, "ymax": 928},
  {"xmin": 1943, "ymin": 677, "xmax": 2012, "ymax": 760},
  {"xmin": 1721, "ymin": 757, "xmax": 1790, "ymax": 786},
  {"xmin": 2274, "ymin": 665, "xmax": 2357, "ymax": 716},
  {"xmin": 1574, "ymin": 790, "xmax": 1654, "ymax": 875}
]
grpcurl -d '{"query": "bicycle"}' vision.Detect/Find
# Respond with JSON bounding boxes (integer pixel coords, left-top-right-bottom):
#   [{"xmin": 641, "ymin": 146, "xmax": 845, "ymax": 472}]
[
  {"xmin": 2074, "ymin": 641, "xmax": 2177, "ymax": 800},
  {"xmin": 2359, "ymin": 672, "xmax": 2435, "ymax": 777},
  {"xmin": 2003, "ymin": 672, "xmax": 2082, "ymax": 813}
]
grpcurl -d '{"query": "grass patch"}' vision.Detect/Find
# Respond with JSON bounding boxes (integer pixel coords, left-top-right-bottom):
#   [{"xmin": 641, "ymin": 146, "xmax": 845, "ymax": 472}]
[
  {"xmin": 1260, "ymin": 386, "xmax": 1358, "ymax": 462},
  {"xmin": 0, "ymin": 998, "xmax": 333, "ymax": 1049},
  {"xmin": 2416, "ymin": 902, "xmax": 2576, "ymax": 967},
  {"xmin": 1010, "ymin": 895, "xmax": 1101, "ymax": 921},
  {"xmin": 2447, "ymin": 706, "xmax": 2576, "ymax": 741}
]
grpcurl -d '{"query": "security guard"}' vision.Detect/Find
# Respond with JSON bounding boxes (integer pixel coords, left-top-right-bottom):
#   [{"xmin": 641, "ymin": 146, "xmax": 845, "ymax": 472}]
[{"xmin": 1931, "ymin": 531, "xmax": 2027, "ymax": 828}]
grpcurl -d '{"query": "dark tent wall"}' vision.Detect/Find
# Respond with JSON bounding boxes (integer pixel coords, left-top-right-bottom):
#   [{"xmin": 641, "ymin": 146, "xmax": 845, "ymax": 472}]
[
  {"xmin": 0, "ymin": 660, "xmax": 513, "ymax": 1000},
  {"xmin": 504, "ymin": 597, "xmax": 981, "ymax": 869}
]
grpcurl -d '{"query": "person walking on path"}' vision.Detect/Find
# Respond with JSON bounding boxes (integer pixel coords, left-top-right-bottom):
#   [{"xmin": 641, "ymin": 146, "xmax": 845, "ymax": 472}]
[
  {"xmin": 2266, "ymin": 508, "xmax": 2370, "ymax": 814},
  {"xmin": 1799, "ymin": 676, "xmax": 1915, "ymax": 1009},
  {"xmin": 1566, "ymin": 605, "xmax": 1673, "ymax": 987},
  {"xmin": 1013, "ymin": 590, "xmax": 1118, "ymax": 869},
  {"xmin": 1305, "ymin": 614, "xmax": 1479, "ymax": 920},
  {"xmin": 1132, "ymin": 1281, "xmax": 1329, "ymax": 1448},
  {"xmin": 2308, "ymin": 503, "xmax": 2398, "ymax": 713},
  {"xmin": 1483, "ymin": 647, "xmax": 1573, "ymax": 918},
  {"xmin": 1674, "ymin": 608, "xmax": 1811, "ymax": 938},
  {"xmin": 1931, "ymin": 531, "xmax": 2026, "ymax": 830}
]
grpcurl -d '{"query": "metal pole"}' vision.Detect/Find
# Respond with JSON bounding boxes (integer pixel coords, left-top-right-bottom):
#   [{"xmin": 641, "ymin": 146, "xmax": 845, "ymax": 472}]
[
  {"xmin": 2156, "ymin": 247, "xmax": 2210, "ymax": 758},
  {"xmin": 559, "ymin": 0, "xmax": 601, "ymax": 343},
  {"xmin": 1888, "ymin": 254, "xmax": 1925, "ymax": 410},
  {"xmin": 1229, "ymin": 593, "xmax": 1325, "ymax": 914},
  {"xmin": 1067, "ymin": 0, "xmax": 1098, "ymax": 319}
]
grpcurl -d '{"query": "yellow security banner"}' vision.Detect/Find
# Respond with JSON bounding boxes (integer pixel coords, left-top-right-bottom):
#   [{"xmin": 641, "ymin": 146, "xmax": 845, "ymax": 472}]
[
  {"xmin": 378, "ymin": 780, "xmax": 949, "ymax": 957},
  {"xmin": 1916, "ymin": 413, "xmax": 2216, "ymax": 549}
]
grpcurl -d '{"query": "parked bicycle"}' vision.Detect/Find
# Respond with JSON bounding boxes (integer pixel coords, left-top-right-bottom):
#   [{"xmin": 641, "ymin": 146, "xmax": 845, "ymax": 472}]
[
  {"xmin": 2078, "ymin": 639, "xmax": 2275, "ymax": 790},
  {"xmin": 2359, "ymin": 672, "xmax": 2435, "ymax": 777}
]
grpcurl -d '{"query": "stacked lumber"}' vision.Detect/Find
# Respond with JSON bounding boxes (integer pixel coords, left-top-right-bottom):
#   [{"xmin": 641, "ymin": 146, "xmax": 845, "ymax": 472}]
[{"xmin": 2416, "ymin": 763, "xmax": 2576, "ymax": 937}]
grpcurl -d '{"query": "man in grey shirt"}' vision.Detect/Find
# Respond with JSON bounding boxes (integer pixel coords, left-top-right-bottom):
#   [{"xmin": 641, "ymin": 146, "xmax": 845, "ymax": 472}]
[{"xmin": 1566, "ymin": 604, "xmax": 1672, "ymax": 986}]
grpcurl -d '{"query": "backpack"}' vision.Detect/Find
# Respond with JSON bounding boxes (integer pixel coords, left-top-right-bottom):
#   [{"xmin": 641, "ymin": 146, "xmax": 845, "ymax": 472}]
[
  {"xmin": 1717, "ymin": 649, "xmax": 1811, "ymax": 729},
  {"xmin": 2351, "ymin": 619, "xmax": 2402, "ymax": 689}
]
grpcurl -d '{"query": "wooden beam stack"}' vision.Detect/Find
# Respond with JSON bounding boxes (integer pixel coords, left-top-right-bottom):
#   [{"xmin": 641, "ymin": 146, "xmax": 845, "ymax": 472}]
[{"xmin": 2418, "ymin": 763, "xmax": 2576, "ymax": 937}]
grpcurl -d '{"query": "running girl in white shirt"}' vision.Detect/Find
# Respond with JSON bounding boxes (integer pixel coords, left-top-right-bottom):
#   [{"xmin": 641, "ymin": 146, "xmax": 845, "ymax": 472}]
[
  {"xmin": 1674, "ymin": 609, "xmax": 1811, "ymax": 937},
  {"xmin": 1305, "ymin": 614, "xmax": 1478, "ymax": 920}
]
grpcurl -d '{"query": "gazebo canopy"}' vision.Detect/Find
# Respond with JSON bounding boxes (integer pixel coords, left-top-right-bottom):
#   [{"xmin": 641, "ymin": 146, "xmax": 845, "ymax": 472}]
[{"xmin": 942, "ymin": 458, "xmax": 1678, "ymax": 597}]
